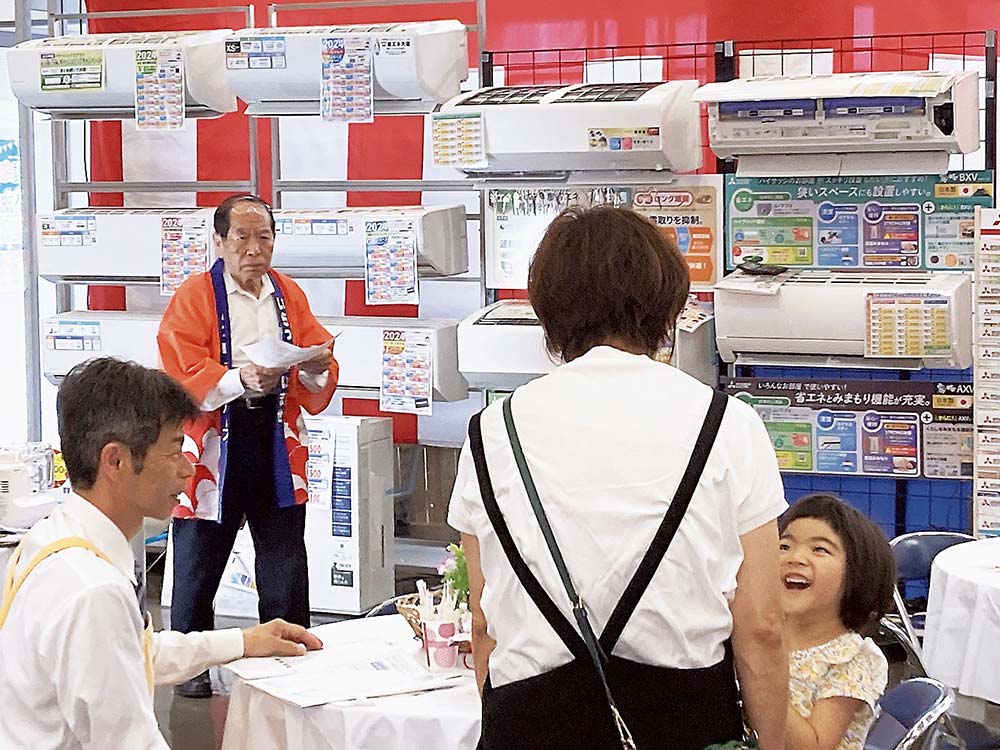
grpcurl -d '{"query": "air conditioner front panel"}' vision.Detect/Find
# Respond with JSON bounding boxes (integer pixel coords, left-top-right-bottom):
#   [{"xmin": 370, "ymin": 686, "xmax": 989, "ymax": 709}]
[
  {"xmin": 42, "ymin": 312, "xmax": 161, "ymax": 381},
  {"xmin": 714, "ymin": 271, "xmax": 972, "ymax": 367},
  {"xmin": 319, "ymin": 316, "xmax": 468, "ymax": 401},
  {"xmin": 457, "ymin": 303, "xmax": 555, "ymax": 388},
  {"xmin": 272, "ymin": 206, "xmax": 468, "ymax": 276},
  {"xmin": 43, "ymin": 311, "xmax": 469, "ymax": 402},
  {"xmin": 226, "ymin": 21, "xmax": 467, "ymax": 114},
  {"xmin": 8, "ymin": 31, "xmax": 236, "ymax": 117},
  {"xmin": 38, "ymin": 206, "xmax": 468, "ymax": 281},
  {"xmin": 696, "ymin": 70, "xmax": 980, "ymax": 163},
  {"xmin": 38, "ymin": 209, "xmax": 214, "ymax": 280},
  {"xmin": 441, "ymin": 81, "xmax": 702, "ymax": 173}
]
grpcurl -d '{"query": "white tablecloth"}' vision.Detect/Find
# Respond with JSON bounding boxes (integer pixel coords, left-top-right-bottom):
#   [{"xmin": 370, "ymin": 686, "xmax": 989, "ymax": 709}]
[
  {"xmin": 923, "ymin": 537, "xmax": 1000, "ymax": 704},
  {"xmin": 221, "ymin": 617, "xmax": 482, "ymax": 750}
]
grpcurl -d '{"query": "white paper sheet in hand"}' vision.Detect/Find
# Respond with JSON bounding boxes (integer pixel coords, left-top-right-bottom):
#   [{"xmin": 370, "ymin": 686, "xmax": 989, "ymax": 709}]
[{"xmin": 240, "ymin": 337, "xmax": 335, "ymax": 369}]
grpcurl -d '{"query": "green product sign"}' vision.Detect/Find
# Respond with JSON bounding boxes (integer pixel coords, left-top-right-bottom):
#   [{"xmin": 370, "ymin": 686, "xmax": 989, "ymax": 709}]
[
  {"xmin": 725, "ymin": 172, "xmax": 994, "ymax": 271},
  {"xmin": 135, "ymin": 48, "xmax": 157, "ymax": 76},
  {"xmin": 39, "ymin": 50, "xmax": 104, "ymax": 92},
  {"xmin": 765, "ymin": 422, "xmax": 814, "ymax": 471}
]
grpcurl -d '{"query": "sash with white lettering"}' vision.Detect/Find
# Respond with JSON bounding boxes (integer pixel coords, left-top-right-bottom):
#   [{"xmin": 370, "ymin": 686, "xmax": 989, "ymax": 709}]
[{"xmin": 210, "ymin": 259, "xmax": 296, "ymax": 516}]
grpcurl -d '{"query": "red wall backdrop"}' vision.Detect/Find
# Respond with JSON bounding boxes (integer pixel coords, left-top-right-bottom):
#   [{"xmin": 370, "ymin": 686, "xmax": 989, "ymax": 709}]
[
  {"xmin": 82, "ymin": 0, "xmax": 1000, "ymax": 428},
  {"xmin": 83, "ymin": 0, "xmax": 1000, "ymax": 206}
]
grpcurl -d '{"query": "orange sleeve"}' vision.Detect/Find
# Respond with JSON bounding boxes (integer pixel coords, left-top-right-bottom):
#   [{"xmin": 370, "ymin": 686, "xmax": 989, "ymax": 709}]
[
  {"xmin": 278, "ymin": 273, "xmax": 339, "ymax": 414},
  {"xmin": 156, "ymin": 274, "xmax": 228, "ymax": 405}
]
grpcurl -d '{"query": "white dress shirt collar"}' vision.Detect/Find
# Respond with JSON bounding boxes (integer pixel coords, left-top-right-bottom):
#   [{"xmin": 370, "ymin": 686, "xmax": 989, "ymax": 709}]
[
  {"xmin": 60, "ymin": 492, "xmax": 137, "ymax": 585},
  {"xmin": 224, "ymin": 270, "xmax": 274, "ymax": 303}
]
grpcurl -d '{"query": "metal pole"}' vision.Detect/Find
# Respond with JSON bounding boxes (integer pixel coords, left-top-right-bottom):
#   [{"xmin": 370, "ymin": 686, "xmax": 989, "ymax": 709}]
[
  {"xmin": 16, "ymin": 0, "xmax": 41, "ymax": 440},
  {"xmin": 270, "ymin": 118, "xmax": 282, "ymax": 207},
  {"xmin": 985, "ymin": 30, "xmax": 996, "ymax": 175}
]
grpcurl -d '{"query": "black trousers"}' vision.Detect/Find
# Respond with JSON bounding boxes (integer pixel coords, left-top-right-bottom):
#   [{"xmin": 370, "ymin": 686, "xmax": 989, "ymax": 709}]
[{"xmin": 170, "ymin": 396, "xmax": 310, "ymax": 632}]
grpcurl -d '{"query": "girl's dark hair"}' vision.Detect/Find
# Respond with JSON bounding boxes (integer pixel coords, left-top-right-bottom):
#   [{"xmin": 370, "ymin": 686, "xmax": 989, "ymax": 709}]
[{"xmin": 779, "ymin": 493, "xmax": 897, "ymax": 635}]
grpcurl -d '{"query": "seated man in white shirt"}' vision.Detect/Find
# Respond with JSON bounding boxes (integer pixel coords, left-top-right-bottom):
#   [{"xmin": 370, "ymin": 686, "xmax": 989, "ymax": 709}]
[{"xmin": 0, "ymin": 357, "xmax": 323, "ymax": 750}]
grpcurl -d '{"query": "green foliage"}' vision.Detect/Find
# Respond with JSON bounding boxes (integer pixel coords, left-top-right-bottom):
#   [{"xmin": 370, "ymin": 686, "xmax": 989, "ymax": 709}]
[{"xmin": 440, "ymin": 542, "xmax": 469, "ymax": 603}]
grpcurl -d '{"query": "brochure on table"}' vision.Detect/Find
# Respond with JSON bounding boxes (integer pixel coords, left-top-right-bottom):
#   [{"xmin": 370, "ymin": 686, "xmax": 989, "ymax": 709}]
[
  {"xmin": 975, "ymin": 207, "xmax": 1000, "ymax": 537},
  {"xmin": 485, "ymin": 175, "xmax": 724, "ymax": 290},
  {"xmin": 726, "ymin": 171, "xmax": 993, "ymax": 271},
  {"xmin": 725, "ymin": 378, "xmax": 973, "ymax": 480}
]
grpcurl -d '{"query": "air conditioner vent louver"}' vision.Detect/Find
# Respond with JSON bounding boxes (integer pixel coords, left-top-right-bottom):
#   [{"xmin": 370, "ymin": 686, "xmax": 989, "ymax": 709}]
[
  {"xmin": 456, "ymin": 85, "xmax": 564, "ymax": 106},
  {"xmin": 552, "ymin": 82, "xmax": 661, "ymax": 103}
]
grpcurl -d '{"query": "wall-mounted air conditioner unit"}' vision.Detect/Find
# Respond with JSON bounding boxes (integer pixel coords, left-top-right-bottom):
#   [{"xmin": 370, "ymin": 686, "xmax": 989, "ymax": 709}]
[
  {"xmin": 225, "ymin": 21, "xmax": 468, "ymax": 115},
  {"xmin": 273, "ymin": 206, "xmax": 468, "ymax": 277},
  {"xmin": 437, "ymin": 81, "xmax": 701, "ymax": 174},
  {"xmin": 8, "ymin": 31, "xmax": 237, "ymax": 119},
  {"xmin": 42, "ymin": 312, "xmax": 160, "ymax": 384},
  {"xmin": 318, "ymin": 316, "xmax": 467, "ymax": 401},
  {"xmin": 458, "ymin": 299, "xmax": 717, "ymax": 388},
  {"xmin": 714, "ymin": 270, "xmax": 972, "ymax": 369},
  {"xmin": 693, "ymin": 71, "xmax": 979, "ymax": 176},
  {"xmin": 38, "ymin": 208, "xmax": 214, "ymax": 282},
  {"xmin": 36, "ymin": 205, "xmax": 469, "ymax": 282},
  {"xmin": 42, "ymin": 311, "xmax": 469, "ymax": 403}
]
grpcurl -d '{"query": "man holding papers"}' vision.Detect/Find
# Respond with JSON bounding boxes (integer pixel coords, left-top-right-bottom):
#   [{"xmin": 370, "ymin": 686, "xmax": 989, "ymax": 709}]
[{"xmin": 157, "ymin": 194, "xmax": 338, "ymax": 698}]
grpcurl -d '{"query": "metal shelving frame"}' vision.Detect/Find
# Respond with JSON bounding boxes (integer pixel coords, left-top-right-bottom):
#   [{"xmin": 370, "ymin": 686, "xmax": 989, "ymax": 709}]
[{"xmin": 17, "ymin": 1, "xmax": 259, "ymax": 440}]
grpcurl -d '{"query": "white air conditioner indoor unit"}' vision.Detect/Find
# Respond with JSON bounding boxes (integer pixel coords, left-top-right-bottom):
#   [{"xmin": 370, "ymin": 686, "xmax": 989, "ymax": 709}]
[
  {"xmin": 8, "ymin": 30, "xmax": 237, "ymax": 119},
  {"xmin": 318, "ymin": 316, "xmax": 468, "ymax": 401},
  {"xmin": 437, "ymin": 81, "xmax": 701, "ymax": 173},
  {"xmin": 36, "ymin": 205, "xmax": 468, "ymax": 282},
  {"xmin": 225, "ymin": 21, "xmax": 468, "ymax": 115},
  {"xmin": 458, "ymin": 299, "xmax": 717, "ymax": 388},
  {"xmin": 273, "ymin": 206, "xmax": 468, "ymax": 276},
  {"xmin": 693, "ymin": 71, "xmax": 979, "ymax": 176},
  {"xmin": 38, "ymin": 208, "xmax": 214, "ymax": 282},
  {"xmin": 42, "ymin": 312, "xmax": 160, "ymax": 384},
  {"xmin": 714, "ymin": 270, "xmax": 972, "ymax": 369},
  {"xmin": 42, "ymin": 311, "xmax": 469, "ymax": 402}
]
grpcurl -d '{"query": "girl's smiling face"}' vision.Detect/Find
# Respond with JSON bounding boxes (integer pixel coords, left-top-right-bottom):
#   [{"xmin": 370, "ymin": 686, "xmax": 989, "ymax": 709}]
[{"xmin": 779, "ymin": 517, "xmax": 848, "ymax": 626}]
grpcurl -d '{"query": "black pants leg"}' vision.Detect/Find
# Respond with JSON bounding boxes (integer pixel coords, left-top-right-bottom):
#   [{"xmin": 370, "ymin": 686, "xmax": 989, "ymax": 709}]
[
  {"xmin": 170, "ymin": 505, "xmax": 242, "ymax": 633},
  {"xmin": 246, "ymin": 502, "xmax": 310, "ymax": 626},
  {"xmin": 171, "ymin": 396, "xmax": 289, "ymax": 632}
]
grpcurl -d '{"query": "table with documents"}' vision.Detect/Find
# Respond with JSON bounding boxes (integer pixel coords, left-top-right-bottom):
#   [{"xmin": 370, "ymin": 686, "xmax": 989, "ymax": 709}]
[{"xmin": 221, "ymin": 614, "xmax": 482, "ymax": 750}]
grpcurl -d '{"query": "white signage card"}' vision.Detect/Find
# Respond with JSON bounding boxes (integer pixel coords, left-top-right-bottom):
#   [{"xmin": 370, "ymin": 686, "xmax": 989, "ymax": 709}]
[
  {"xmin": 320, "ymin": 36, "xmax": 374, "ymax": 123},
  {"xmin": 135, "ymin": 49, "xmax": 185, "ymax": 130},
  {"xmin": 364, "ymin": 219, "xmax": 419, "ymax": 305},
  {"xmin": 159, "ymin": 215, "xmax": 209, "ymax": 296},
  {"xmin": 379, "ymin": 329, "xmax": 433, "ymax": 416}
]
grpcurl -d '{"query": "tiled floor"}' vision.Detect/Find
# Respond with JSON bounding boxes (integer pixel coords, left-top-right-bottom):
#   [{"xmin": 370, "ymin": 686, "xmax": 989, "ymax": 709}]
[{"xmin": 148, "ymin": 567, "xmax": 250, "ymax": 750}]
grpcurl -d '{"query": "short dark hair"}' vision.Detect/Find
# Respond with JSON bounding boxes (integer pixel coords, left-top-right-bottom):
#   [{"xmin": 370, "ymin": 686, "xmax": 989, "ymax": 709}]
[
  {"xmin": 214, "ymin": 194, "xmax": 275, "ymax": 237},
  {"xmin": 57, "ymin": 358, "xmax": 199, "ymax": 490},
  {"xmin": 779, "ymin": 494, "xmax": 897, "ymax": 635},
  {"xmin": 527, "ymin": 206, "xmax": 690, "ymax": 362}
]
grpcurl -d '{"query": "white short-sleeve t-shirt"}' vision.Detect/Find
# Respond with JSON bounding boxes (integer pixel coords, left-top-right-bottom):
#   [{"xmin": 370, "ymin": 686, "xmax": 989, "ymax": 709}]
[{"xmin": 448, "ymin": 346, "xmax": 787, "ymax": 688}]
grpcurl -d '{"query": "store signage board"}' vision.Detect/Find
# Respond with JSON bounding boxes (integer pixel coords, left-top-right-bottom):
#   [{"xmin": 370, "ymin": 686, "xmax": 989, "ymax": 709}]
[
  {"xmin": 725, "ymin": 171, "xmax": 993, "ymax": 271},
  {"xmin": 724, "ymin": 377, "xmax": 973, "ymax": 480}
]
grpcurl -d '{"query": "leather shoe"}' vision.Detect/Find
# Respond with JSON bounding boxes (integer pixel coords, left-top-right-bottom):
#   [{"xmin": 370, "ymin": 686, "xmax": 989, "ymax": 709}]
[{"xmin": 174, "ymin": 670, "xmax": 212, "ymax": 699}]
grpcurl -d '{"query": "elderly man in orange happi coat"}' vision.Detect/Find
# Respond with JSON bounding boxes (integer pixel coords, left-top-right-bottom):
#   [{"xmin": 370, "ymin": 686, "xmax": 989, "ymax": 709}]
[{"xmin": 157, "ymin": 194, "xmax": 337, "ymax": 698}]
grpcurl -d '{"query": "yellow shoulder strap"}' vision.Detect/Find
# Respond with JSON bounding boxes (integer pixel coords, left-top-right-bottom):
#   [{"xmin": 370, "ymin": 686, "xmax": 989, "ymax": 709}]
[{"xmin": 0, "ymin": 537, "xmax": 113, "ymax": 628}]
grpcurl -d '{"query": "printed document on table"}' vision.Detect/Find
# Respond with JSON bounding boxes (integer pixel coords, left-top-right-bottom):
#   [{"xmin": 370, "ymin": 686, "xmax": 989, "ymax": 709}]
[
  {"xmin": 224, "ymin": 614, "xmax": 418, "ymax": 681},
  {"xmin": 250, "ymin": 667, "xmax": 465, "ymax": 708},
  {"xmin": 240, "ymin": 337, "xmax": 335, "ymax": 370}
]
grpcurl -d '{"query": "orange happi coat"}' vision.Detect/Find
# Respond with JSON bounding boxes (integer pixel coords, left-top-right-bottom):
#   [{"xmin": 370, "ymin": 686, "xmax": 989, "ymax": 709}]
[{"xmin": 157, "ymin": 268, "xmax": 338, "ymax": 521}]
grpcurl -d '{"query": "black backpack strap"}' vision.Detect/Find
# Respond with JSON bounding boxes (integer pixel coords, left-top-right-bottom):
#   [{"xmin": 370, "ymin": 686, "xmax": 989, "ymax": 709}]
[
  {"xmin": 600, "ymin": 390, "xmax": 730, "ymax": 653},
  {"xmin": 468, "ymin": 409, "xmax": 590, "ymax": 662}
]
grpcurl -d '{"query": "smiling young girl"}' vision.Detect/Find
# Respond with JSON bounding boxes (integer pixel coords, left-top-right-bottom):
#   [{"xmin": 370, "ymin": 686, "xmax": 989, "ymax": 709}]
[{"xmin": 779, "ymin": 494, "xmax": 897, "ymax": 750}]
